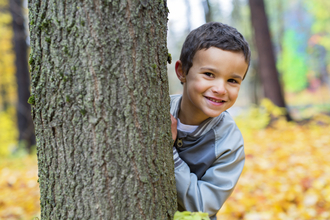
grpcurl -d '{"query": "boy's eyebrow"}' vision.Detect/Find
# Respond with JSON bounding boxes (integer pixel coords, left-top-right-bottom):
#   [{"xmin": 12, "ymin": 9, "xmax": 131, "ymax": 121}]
[
  {"xmin": 200, "ymin": 67, "xmax": 219, "ymax": 73},
  {"xmin": 230, "ymin": 74, "xmax": 243, "ymax": 80}
]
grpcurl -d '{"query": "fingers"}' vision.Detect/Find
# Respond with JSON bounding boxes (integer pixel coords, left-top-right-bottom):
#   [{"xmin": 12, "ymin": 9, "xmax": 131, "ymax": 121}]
[
  {"xmin": 170, "ymin": 114, "xmax": 177, "ymax": 141},
  {"xmin": 171, "ymin": 114, "xmax": 177, "ymax": 125}
]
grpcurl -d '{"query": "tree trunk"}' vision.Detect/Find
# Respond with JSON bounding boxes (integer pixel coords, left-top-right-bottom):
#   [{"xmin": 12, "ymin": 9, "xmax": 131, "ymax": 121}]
[
  {"xmin": 202, "ymin": 0, "xmax": 212, "ymax": 23},
  {"xmin": 10, "ymin": 0, "xmax": 36, "ymax": 152},
  {"xmin": 249, "ymin": 0, "xmax": 292, "ymax": 121},
  {"xmin": 28, "ymin": 0, "xmax": 177, "ymax": 219}
]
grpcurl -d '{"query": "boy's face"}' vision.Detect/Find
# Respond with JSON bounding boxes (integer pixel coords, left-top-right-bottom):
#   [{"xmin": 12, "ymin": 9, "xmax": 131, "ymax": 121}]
[{"xmin": 175, "ymin": 47, "xmax": 248, "ymax": 125}]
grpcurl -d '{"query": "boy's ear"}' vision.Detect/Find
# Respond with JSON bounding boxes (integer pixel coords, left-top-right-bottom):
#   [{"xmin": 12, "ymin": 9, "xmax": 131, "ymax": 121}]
[{"xmin": 175, "ymin": 60, "xmax": 186, "ymax": 83}]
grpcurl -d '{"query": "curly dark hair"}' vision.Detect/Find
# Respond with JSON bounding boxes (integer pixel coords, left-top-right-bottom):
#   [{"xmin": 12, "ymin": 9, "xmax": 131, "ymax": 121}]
[{"xmin": 179, "ymin": 22, "xmax": 251, "ymax": 79}]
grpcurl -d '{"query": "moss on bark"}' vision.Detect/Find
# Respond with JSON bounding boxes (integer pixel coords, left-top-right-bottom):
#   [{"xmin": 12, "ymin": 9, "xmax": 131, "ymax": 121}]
[{"xmin": 29, "ymin": 0, "xmax": 176, "ymax": 219}]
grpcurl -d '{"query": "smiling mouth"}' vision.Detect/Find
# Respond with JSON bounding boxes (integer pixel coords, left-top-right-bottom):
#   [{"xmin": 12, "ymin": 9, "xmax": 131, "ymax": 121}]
[{"xmin": 205, "ymin": 96, "xmax": 225, "ymax": 103}]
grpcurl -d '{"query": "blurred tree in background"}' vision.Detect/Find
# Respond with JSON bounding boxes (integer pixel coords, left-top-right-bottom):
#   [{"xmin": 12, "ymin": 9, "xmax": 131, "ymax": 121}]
[
  {"xmin": 0, "ymin": 0, "xmax": 34, "ymax": 156},
  {"xmin": 10, "ymin": 0, "xmax": 35, "ymax": 152},
  {"xmin": 264, "ymin": 0, "xmax": 330, "ymax": 117},
  {"xmin": 249, "ymin": 0, "xmax": 292, "ymax": 121},
  {"xmin": 202, "ymin": 0, "xmax": 213, "ymax": 23}
]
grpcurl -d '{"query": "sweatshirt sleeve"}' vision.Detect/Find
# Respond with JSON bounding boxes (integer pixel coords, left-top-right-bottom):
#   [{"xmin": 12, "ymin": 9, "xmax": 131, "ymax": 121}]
[{"xmin": 174, "ymin": 126, "xmax": 245, "ymax": 218}]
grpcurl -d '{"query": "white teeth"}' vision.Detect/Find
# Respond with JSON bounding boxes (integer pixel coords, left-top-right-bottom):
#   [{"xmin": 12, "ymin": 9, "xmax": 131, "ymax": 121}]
[{"xmin": 208, "ymin": 97, "xmax": 223, "ymax": 103}]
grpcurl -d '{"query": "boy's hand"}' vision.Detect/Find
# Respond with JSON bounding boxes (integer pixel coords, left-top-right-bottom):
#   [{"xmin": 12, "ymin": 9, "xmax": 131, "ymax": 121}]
[{"xmin": 171, "ymin": 114, "xmax": 177, "ymax": 141}]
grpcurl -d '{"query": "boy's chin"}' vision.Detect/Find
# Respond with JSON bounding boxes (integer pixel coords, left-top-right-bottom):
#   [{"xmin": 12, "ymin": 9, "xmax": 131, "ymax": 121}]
[
  {"xmin": 204, "ymin": 110, "xmax": 225, "ymax": 118},
  {"xmin": 204, "ymin": 105, "xmax": 234, "ymax": 118}
]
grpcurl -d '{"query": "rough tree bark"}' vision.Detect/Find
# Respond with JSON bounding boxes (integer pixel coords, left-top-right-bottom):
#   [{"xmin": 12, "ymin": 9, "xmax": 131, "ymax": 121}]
[
  {"xmin": 28, "ymin": 0, "xmax": 177, "ymax": 219},
  {"xmin": 249, "ymin": 0, "xmax": 292, "ymax": 121},
  {"xmin": 10, "ymin": 0, "xmax": 36, "ymax": 152}
]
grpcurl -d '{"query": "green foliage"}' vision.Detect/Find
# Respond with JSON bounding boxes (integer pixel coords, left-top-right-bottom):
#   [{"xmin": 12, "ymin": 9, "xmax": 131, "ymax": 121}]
[
  {"xmin": 277, "ymin": 30, "xmax": 308, "ymax": 92},
  {"xmin": 305, "ymin": 0, "xmax": 330, "ymax": 69},
  {"xmin": 167, "ymin": 52, "xmax": 172, "ymax": 64},
  {"xmin": 28, "ymin": 56, "xmax": 34, "ymax": 65},
  {"xmin": 27, "ymin": 95, "xmax": 35, "ymax": 105},
  {"xmin": 173, "ymin": 211, "xmax": 210, "ymax": 220},
  {"xmin": 305, "ymin": 0, "xmax": 330, "ymax": 50}
]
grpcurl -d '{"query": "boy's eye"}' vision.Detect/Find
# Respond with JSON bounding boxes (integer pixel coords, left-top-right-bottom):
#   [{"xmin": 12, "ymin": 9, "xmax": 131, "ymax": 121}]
[
  {"xmin": 228, "ymin": 79, "xmax": 238, "ymax": 83},
  {"xmin": 204, "ymin": 72, "xmax": 214, "ymax": 77}
]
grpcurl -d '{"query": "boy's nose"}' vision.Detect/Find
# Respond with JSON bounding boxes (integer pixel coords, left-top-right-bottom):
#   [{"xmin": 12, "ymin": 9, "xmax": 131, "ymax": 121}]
[{"xmin": 211, "ymin": 82, "xmax": 226, "ymax": 95}]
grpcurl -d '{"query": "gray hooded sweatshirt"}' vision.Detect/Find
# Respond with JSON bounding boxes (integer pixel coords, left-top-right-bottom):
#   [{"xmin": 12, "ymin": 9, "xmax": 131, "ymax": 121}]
[{"xmin": 171, "ymin": 94, "xmax": 245, "ymax": 220}]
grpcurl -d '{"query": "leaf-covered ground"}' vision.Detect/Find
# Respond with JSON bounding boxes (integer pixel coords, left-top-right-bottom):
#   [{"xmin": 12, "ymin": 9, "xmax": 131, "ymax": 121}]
[
  {"xmin": 0, "ymin": 156, "xmax": 40, "ymax": 220},
  {"xmin": 0, "ymin": 114, "xmax": 329, "ymax": 220},
  {"xmin": 218, "ymin": 115, "xmax": 330, "ymax": 220}
]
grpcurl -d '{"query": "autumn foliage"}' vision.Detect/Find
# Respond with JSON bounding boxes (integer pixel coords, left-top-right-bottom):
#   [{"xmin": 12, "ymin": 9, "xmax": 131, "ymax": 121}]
[
  {"xmin": 0, "ymin": 0, "xmax": 18, "ymax": 157},
  {"xmin": 0, "ymin": 156, "xmax": 40, "ymax": 219},
  {"xmin": 218, "ymin": 104, "xmax": 330, "ymax": 220}
]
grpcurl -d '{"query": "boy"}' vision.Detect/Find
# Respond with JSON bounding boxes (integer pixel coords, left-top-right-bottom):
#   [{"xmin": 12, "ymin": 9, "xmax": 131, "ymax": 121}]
[{"xmin": 170, "ymin": 22, "xmax": 251, "ymax": 220}]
